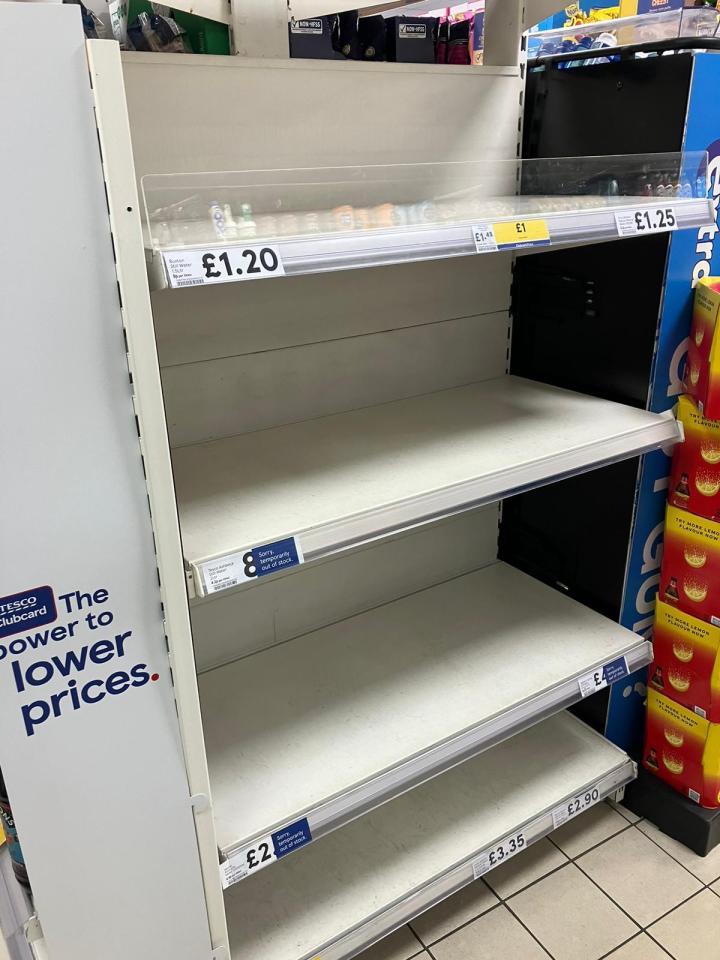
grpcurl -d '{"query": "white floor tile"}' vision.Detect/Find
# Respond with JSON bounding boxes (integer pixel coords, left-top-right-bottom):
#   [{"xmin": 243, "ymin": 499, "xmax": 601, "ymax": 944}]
[
  {"xmin": 605, "ymin": 932, "xmax": 673, "ymax": 959},
  {"xmin": 577, "ymin": 826, "xmax": 702, "ymax": 926},
  {"xmin": 484, "ymin": 837, "xmax": 567, "ymax": 899},
  {"xmin": 507, "ymin": 863, "xmax": 638, "ymax": 960},
  {"xmin": 430, "ymin": 905, "xmax": 548, "ymax": 960},
  {"xmin": 637, "ymin": 818, "xmax": 720, "ymax": 885},
  {"xmin": 410, "ymin": 881, "xmax": 498, "ymax": 946},
  {"xmin": 357, "ymin": 926, "xmax": 424, "ymax": 960},
  {"xmin": 606, "ymin": 797, "xmax": 641, "ymax": 824},
  {"xmin": 649, "ymin": 890, "xmax": 720, "ymax": 960},
  {"xmin": 551, "ymin": 802, "xmax": 629, "ymax": 859}
]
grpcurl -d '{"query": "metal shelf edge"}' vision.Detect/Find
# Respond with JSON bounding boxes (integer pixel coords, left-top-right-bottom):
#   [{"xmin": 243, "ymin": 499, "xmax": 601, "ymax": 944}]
[
  {"xmin": 304, "ymin": 758, "xmax": 637, "ymax": 960},
  {"xmin": 148, "ymin": 198, "xmax": 713, "ymax": 291},
  {"xmin": 220, "ymin": 640, "xmax": 650, "ymax": 875},
  {"xmin": 191, "ymin": 412, "xmax": 681, "ymax": 598}
]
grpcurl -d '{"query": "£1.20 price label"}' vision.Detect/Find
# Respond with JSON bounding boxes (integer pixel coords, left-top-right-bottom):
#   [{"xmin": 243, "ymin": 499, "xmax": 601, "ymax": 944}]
[
  {"xmin": 472, "ymin": 830, "xmax": 526, "ymax": 878},
  {"xmin": 552, "ymin": 786, "xmax": 601, "ymax": 829},
  {"xmin": 162, "ymin": 244, "xmax": 285, "ymax": 288},
  {"xmin": 615, "ymin": 206, "xmax": 678, "ymax": 237}
]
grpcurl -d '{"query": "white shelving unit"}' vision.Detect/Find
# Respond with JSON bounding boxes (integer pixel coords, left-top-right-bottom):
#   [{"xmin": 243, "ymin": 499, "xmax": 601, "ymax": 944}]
[
  {"xmin": 175, "ymin": 376, "xmax": 679, "ymax": 596},
  {"xmin": 203, "ymin": 562, "xmax": 649, "ymax": 871},
  {"xmin": 1, "ymin": 6, "xmax": 710, "ymax": 960},
  {"xmin": 224, "ymin": 713, "xmax": 634, "ymax": 960}
]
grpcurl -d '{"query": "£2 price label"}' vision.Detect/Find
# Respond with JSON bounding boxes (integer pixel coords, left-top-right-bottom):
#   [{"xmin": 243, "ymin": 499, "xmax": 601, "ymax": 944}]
[
  {"xmin": 472, "ymin": 831, "xmax": 526, "ymax": 878},
  {"xmin": 162, "ymin": 244, "xmax": 285, "ymax": 288},
  {"xmin": 220, "ymin": 835, "xmax": 276, "ymax": 889},
  {"xmin": 615, "ymin": 207, "xmax": 677, "ymax": 237}
]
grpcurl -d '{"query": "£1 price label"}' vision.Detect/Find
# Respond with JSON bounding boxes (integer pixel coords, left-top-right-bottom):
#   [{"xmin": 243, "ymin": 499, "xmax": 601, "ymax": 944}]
[
  {"xmin": 472, "ymin": 831, "xmax": 526, "ymax": 878},
  {"xmin": 615, "ymin": 207, "xmax": 678, "ymax": 237},
  {"xmin": 162, "ymin": 244, "xmax": 285, "ymax": 288},
  {"xmin": 552, "ymin": 787, "xmax": 601, "ymax": 829}
]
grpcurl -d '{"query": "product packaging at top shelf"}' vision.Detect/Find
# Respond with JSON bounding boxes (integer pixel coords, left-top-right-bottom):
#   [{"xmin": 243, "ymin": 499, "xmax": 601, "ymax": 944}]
[
  {"xmin": 670, "ymin": 395, "xmax": 720, "ymax": 520},
  {"xmin": 643, "ymin": 688, "xmax": 720, "ymax": 807},
  {"xmin": 649, "ymin": 600, "xmax": 720, "ymax": 720},
  {"xmin": 660, "ymin": 504, "xmax": 720, "ymax": 624},
  {"xmin": 683, "ymin": 277, "xmax": 720, "ymax": 419}
]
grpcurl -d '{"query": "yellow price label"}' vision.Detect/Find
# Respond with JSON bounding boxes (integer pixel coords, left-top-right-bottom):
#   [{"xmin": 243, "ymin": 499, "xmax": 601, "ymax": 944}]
[{"xmin": 492, "ymin": 218, "xmax": 550, "ymax": 248}]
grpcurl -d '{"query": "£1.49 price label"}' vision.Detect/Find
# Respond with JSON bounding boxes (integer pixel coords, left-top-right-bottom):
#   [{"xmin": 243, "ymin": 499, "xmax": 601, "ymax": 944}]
[
  {"xmin": 162, "ymin": 244, "xmax": 285, "ymax": 288},
  {"xmin": 615, "ymin": 206, "xmax": 677, "ymax": 237},
  {"xmin": 472, "ymin": 830, "xmax": 526, "ymax": 878}
]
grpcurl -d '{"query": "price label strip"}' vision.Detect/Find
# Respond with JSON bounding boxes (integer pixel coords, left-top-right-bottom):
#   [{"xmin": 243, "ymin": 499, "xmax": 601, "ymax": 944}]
[
  {"xmin": 615, "ymin": 206, "xmax": 678, "ymax": 237},
  {"xmin": 578, "ymin": 655, "xmax": 629, "ymax": 699},
  {"xmin": 473, "ymin": 219, "xmax": 551, "ymax": 254},
  {"xmin": 162, "ymin": 244, "xmax": 285, "ymax": 288},
  {"xmin": 472, "ymin": 829, "xmax": 526, "ymax": 879},
  {"xmin": 220, "ymin": 818, "xmax": 312, "ymax": 889},
  {"xmin": 201, "ymin": 537, "xmax": 303, "ymax": 595},
  {"xmin": 552, "ymin": 786, "xmax": 601, "ymax": 829}
]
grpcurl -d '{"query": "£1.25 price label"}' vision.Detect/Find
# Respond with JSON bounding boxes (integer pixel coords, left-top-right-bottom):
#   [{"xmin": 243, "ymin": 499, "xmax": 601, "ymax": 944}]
[
  {"xmin": 552, "ymin": 786, "xmax": 601, "ymax": 829},
  {"xmin": 472, "ymin": 830, "xmax": 526, "ymax": 878},
  {"xmin": 162, "ymin": 244, "xmax": 285, "ymax": 288},
  {"xmin": 615, "ymin": 206, "xmax": 677, "ymax": 237}
]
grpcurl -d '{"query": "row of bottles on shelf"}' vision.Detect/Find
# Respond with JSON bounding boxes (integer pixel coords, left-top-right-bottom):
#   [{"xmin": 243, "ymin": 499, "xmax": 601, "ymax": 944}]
[{"xmin": 151, "ymin": 169, "xmax": 707, "ymax": 247}]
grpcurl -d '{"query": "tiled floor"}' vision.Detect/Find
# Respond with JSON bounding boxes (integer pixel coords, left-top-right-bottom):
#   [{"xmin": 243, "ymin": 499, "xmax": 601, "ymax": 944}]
[{"xmin": 357, "ymin": 798, "xmax": 720, "ymax": 960}]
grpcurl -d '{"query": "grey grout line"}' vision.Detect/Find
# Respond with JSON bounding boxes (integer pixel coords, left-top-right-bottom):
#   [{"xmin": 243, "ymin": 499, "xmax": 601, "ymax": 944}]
[
  {"xmin": 384, "ymin": 805, "xmax": 718, "ymax": 960},
  {"xmin": 501, "ymin": 899, "xmax": 557, "ymax": 959},
  {"xmin": 632, "ymin": 822, "xmax": 720, "ymax": 887},
  {"xmin": 644, "ymin": 925, "xmax": 681, "ymax": 959}
]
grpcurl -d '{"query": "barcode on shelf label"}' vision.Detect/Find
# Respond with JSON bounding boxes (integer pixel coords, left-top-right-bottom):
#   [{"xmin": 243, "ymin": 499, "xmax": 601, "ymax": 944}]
[
  {"xmin": 552, "ymin": 786, "xmax": 601, "ymax": 829},
  {"xmin": 472, "ymin": 224, "xmax": 499, "ymax": 253},
  {"xmin": 689, "ymin": 789, "xmax": 701, "ymax": 804},
  {"xmin": 578, "ymin": 656, "xmax": 628, "ymax": 699},
  {"xmin": 615, "ymin": 207, "xmax": 678, "ymax": 237},
  {"xmin": 220, "ymin": 819, "xmax": 313, "ymax": 889},
  {"xmin": 493, "ymin": 218, "xmax": 551, "ymax": 249},
  {"xmin": 201, "ymin": 537, "xmax": 304, "ymax": 595},
  {"xmin": 162, "ymin": 245, "xmax": 285, "ymax": 288},
  {"xmin": 472, "ymin": 830, "xmax": 526, "ymax": 879}
]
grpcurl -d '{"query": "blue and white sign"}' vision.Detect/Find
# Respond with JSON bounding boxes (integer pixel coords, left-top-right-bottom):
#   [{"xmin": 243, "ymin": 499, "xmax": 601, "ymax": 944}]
[{"xmin": 201, "ymin": 536, "xmax": 304, "ymax": 594}]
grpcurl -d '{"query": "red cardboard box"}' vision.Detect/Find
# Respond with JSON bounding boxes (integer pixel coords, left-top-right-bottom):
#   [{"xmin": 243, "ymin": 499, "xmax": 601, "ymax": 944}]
[
  {"xmin": 660, "ymin": 504, "xmax": 720, "ymax": 625},
  {"xmin": 670, "ymin": 395, "xmax": 720, "ymax": 521},
  {"xmin": 684, "ymin": 277, "xmax": 720, "ymax": 419}
]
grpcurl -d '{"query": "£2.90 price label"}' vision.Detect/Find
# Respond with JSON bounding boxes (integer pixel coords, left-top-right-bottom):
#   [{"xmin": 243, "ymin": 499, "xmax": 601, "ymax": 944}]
[
  {"xmin": 615, "ymin": 206, "xmax": 678, "ymax": 237},
  {"xmin": 472, "ymin": 830, "xmax": 526, "ymax": 878},
  {"xmin": 552, "ymin": 787, "xmax": 601, "ymax": 829},
  {"xmin": 162, "ymin": 244, "xmax": 285, "ymax": 288}
]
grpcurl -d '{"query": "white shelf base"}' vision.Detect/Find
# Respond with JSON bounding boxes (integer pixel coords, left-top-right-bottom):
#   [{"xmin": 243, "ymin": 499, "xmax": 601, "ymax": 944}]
[
  {"xmin": 173, "ymin": 375, "xmax": 680, "ymax": 597},
  {"xmin": 224, "ymin": 712, "xmax": 635, "ymax": 960},
  {"xmin": 200, "ymin": 561, "xmax": 649, "ymax": 861}
]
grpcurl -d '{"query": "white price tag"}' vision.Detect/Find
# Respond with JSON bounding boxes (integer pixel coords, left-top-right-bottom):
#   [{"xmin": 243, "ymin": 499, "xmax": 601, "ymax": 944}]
[
  {"xmin": 220, "ymin": 835, "xmax": 276, "ymax": 889},
  {"xmin": 552, "ymin": 786, "xmax": 601, "ymax": 829},
  {"xmin": 472, "ymin": 830, "xmax": 526, "ymax": 878},
  {"xmin": 615, "ymin": 206, "xmax": 678, "ymax": 237},
  {"xmin": 472, "ymin": 224, "xmax": 499, "ymax": 253},
  {"xmin": 578, "ymin": 656, "xmax": 628, "ymax": 699},
  {"xmin": 201, "ymin": 538, "xmax": 304, "ymax": 595},
  {"xmin": 162, "ymin": 244, "xmax": 285, "ymax": 288}
]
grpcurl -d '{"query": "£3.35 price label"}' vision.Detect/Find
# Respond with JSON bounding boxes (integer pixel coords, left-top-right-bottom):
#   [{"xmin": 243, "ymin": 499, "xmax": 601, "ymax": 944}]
[
  {"xmin": 552, "ymin": 786, "xmax": 601, "ymax": 829},
  {"xmin": 615, "ymin": 206, "xmax": 678, "ymax": 237},
  {"xmin": 472, "ymin": 830, "xmax": 526, "ymax": 878},
  {"xmin": 162, "ymin": 244, "xmax": 285, "ymax": 288}
]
